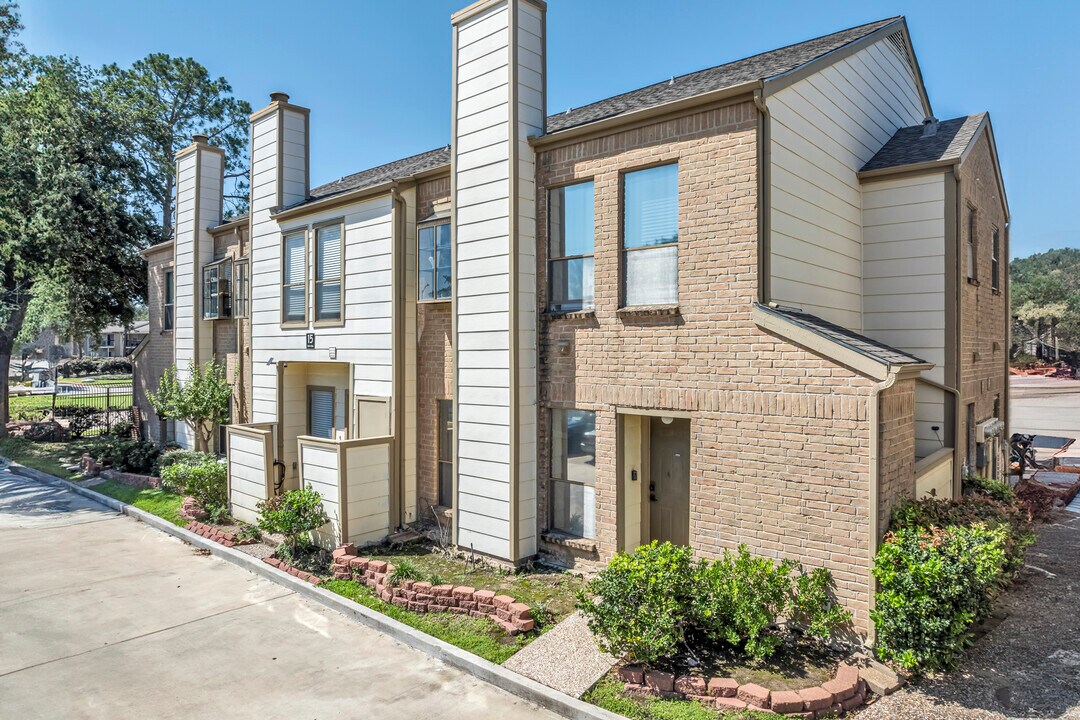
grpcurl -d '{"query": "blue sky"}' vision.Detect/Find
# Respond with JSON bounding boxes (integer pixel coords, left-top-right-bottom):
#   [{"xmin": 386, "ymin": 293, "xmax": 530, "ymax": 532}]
[{"xmin": 20, "ymin": 0, "xmax": 1079, "ymax": 258}]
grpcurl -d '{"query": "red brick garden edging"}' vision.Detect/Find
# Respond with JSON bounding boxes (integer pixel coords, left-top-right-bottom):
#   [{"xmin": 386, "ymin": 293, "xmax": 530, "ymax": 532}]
[
  {"xmin": 261, "ymin": 555, "xmax": 323, "ymax": 585},
  {"xmin": 186, "ymin": 520, "xmax": 256, "ymax": 549},
  {"xmin": 330, "ymin": 544, "xmax": 536, "ymax": 634},
  {"xmin": 618, "ymin": 661, "xmax": 867, "ymax": 718}
]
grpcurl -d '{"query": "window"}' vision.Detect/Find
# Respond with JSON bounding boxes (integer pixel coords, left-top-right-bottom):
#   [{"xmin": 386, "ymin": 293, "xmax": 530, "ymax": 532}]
[
  {"xmin": 991, "ymin": 228, "xmax": 1000, "ymax": 292},
  {"xmin": 419, "ymin": 223, "xmax": 451, "ymax": 301},
  {"xmin": 623, "ymin": 164, "xmax": 678, "ymax": 306},
  {"xmin": 202, "ymin": 265, "xmax": 219, "ymax": 319},
  {"xmin": 202, "ymin": 261, "xmax": 232, "ymax": 320},
  {"xmin": 550, "ymin": 408, "xmax": 596, "ymax": 538},
  {"xmin": 100, "ymin": 334, "xmax": 114, "ymax": 348},
  {"xmin": 233, "ymin": 261, "xmax": 250, "ymax": 318},
  {"xmin": 163, "ymin": 270, "xmax": 174, "ymax": 330},
  {"xmin": 438, "ymin": 400, "xmax": 453, "ymax": 507},
  {"xmin": 308, "ymin": 387, "xmax": 335, "ymax": 439},
  {"xmin": 548, "ymin": 181, "xmax": 595, "ymax": 312},
  {"xmin": 966, "ymin": 206, "xmax": 977, "ymax": 281},
  {"xmin": 315, "ymin": 224, "xmax": 343, "ymax": 322},
  {"xmin": 283, "ymin": 231, "xmax": 307, "ymax": 323}
]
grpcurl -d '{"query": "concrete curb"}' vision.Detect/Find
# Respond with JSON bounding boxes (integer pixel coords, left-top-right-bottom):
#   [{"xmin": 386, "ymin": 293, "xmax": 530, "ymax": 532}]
[{"xmin": 8, "ymin": 461, "xmax": 623, "ymax": 720}]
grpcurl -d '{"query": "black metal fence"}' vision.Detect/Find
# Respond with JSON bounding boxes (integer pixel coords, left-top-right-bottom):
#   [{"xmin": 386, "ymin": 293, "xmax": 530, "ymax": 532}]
[{"xmin": 47, "ymin": 383, "xmax": 134, "ymax": 437}]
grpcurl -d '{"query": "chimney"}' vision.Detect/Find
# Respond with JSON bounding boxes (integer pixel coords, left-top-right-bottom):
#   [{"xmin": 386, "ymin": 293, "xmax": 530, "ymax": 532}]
[
  {"xmin": 921, "ymin": 116, "xmax": 939, "ymax": 138},
  {"xmin": 451, "ymin": 0, "xmax": 546, "ymax": 563},
  {"xmin": 172, "ymin": 134, "xmax": 225, "ymax": 448}
]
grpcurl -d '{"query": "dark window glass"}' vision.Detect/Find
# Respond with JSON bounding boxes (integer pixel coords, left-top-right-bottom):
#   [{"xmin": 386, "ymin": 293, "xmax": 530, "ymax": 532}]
[
  {"xmin": 438, "ymin": 399, "xmax": 453, "ymax": 506},
  {"xmin": 419, "ymin": 223, "xmax": 452, "ymax": 301},
  {"xmin": 548, "ymin": 181, "xmax": 595, "ymax": 312},
  {"xmin": 550, "ymin": 408, "xmax": 596, "ymax": 538}
]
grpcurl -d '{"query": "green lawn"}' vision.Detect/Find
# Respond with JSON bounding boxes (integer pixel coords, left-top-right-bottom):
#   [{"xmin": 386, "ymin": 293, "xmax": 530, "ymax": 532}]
[
  {"xmin": 321, "ymin": 578, "xmax": 530, "ymax": 664},
  {"xmin": 0, "ymin": 437, "xmax": 88, "ymax": 479},
  {"xmin": 89, "ymin": 480, "xmax": 186, "ymax": 527},
  {"xmin": 9, "ymin": 390, "xmax": 133, "ymax": 420},
  {"xmin": 586, "ymin": 677, "xmax": 780, "ymax": 720}
]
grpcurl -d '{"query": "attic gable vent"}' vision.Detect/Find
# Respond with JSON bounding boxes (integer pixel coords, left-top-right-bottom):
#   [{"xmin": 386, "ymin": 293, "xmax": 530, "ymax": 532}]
[{"xmin": 884, "ymin": 30, "xmax": 914, "ymax": 73}]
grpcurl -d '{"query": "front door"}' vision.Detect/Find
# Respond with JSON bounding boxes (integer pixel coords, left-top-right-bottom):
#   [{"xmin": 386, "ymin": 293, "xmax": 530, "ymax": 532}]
[{"xmin": 649, "ymin": 417, "xmax": 690, "ymax": 545}]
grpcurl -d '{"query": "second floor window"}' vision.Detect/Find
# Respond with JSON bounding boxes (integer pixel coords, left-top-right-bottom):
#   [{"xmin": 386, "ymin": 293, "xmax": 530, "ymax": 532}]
[
  {"xmin": 283, "ymin": 231, "xmax": 306, "ymax": 323},
  {"xmin": 315, "ymin": 224, "xmax": 343, "ymax": 322},
  {"xmin": 163, "ymin": 269, "xmax": 174, "ymax": 330},
  {"xmin": 233, "ymin": 260, "xmax": 249, "ymax": 318},
  {"xmin": 548, "ymin": 181, "xmax": 595, "ymax": 312},
  {"xmin": 966, "ymin": 206, "xmax": 977, "ymax": 281},
  {"xmin": 202, "ymin": 260, "xmax": 232, "ymax": 320},
  {"xmin": 419, "ymin": 223, "xmax": 451, "ymax": 301},
  {"xmin": 991, "ymin": 228, "xmax": 1000, "ymax": 292},
  {"xmin": 623, "ymin": 164, "xmax": 678, "ymax": 306},
  {"xmin": 202, "ymin": 265, "xmax": 219, "ymax": 319}
]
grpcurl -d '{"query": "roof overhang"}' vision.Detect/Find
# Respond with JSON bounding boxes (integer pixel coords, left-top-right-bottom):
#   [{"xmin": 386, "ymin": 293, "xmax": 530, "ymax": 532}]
[
  {"xmin": 752, "ymin": 304, "xmax": 934, "ymax": 382},
  {"xmin": 272, "ymin": 164, "xmax": 450, "ymax": 223},
  {"xmin": 140, "ymin": 240, "xmax": 173, "ymax": 258},
  {"xmin": 530, "ymin": 80, "xmax": 761, "ymax": 149},
  {"xmin": 210, "ymin": 216, "xmax": 248, "ymax": 234}
]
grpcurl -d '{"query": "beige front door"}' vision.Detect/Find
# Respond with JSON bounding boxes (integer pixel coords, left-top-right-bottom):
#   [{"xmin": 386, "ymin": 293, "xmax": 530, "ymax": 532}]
[{"xmin": 648, "ymin": 417, "xmax": 690, "ymax": 545}]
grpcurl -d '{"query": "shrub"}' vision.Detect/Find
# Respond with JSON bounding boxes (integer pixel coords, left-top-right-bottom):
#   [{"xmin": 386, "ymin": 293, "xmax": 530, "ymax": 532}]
[
  {"xmin": 154, "ymin": 449, "xmax": 216, "ymax": 476},
  {"xmin": 872, "ymin": 523, "xmax": 1010, "ymax": 672},
  {"xmin": 95, "ymin": 437, "xmax": 161, "ymax": 474},
  {"xmin": 64, "ymin": 407, "xmax": 103, "ymax": 438},
  {"xmin": 578, "ymin": 541, "xmax": 697, "ymax": 664},
  {"xmin": 99, "ymin": 357, "xmax": 132, "ymax": 374},
  {"xmin": 691, "ymin": 545, "xmax": 850, "ymax": 659},
  {"xmin": 160, "ymin": 456, "xmax": 227, "ymax": 513},
  {"xmin": 235, "ymin": 523, "xmax": 262, "ymax": 543},
  {"xmin": 965, "ymin": 474, "xmax": 1016, "ymax": 504},
  {"xmin": 256, "ymin": 486, "xmax": 330, "ymax": 560},
  {"xmin": 388, "ymin": 558, "xmax": 423, "ymax": 587}
]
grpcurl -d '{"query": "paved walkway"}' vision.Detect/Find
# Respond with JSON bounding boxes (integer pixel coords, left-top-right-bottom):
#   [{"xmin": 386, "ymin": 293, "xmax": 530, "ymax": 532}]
[{"xmin": 0, "ymin": 465, "xmax": 559, "ymax": 720}]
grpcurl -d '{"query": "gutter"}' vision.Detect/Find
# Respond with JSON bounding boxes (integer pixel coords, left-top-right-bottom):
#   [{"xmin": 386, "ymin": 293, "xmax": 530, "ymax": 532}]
[{"xmin": 272, "ymin": 180, "xmax": 399, "ymax": 222}]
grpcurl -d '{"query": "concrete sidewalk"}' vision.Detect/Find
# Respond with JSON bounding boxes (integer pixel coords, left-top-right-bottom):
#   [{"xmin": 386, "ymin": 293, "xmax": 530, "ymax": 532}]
[{"xmin": 0, "ymin": 468, "xmax": 559, "ymax": 719}]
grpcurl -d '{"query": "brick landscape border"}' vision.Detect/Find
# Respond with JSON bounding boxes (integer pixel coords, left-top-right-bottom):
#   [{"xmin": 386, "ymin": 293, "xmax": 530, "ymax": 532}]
[
  {"xmin": 185, "ymin": 520, "xmax": 257, "ymax": 549},
  {"xmin": 329, "ymin": 544, "xmax": 536, "ymax": 634},
  {"xmin": 618, "ymin": 661, "xmax": 867, "ymax": 718}
]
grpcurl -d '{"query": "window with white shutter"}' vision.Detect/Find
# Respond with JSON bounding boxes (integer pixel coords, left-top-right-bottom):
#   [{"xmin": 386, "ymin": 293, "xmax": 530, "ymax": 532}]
[
  {"xmin": 283, "ymin": 231, "xmax": 307, "ymax": 324},
  {"xmin": 315, "ymin": 223, "xmax": 343, "ymax": 322},
  {"xmin": 308, "ymin": 387, "xmax": 335, "ymax": 439},
  {"xmin": 623, "ymin": 164, "xmax": 678, "ymax": 306}
]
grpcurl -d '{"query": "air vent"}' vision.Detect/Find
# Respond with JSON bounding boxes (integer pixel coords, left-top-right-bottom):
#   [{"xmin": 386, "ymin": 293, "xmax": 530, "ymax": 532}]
[{"xmin": 885, "ymin": 30, "xmax": 914, "ymax": 74}]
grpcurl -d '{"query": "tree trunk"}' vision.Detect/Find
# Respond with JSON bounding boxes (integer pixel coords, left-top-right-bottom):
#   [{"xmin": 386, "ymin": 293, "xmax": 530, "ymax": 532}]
[
  {"xmin": 0, "ymin": 292, "xmax": 30, "ymax": 437},
  {"xmin": 161, "ymin": 170, "xmax": 175, "ymax": 243}
]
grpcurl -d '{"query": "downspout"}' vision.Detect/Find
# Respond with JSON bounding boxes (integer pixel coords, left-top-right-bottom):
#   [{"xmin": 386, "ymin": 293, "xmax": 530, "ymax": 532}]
[
  {"xmin": 753, "ymin": 86, "xmax": 770, "ymax": 305},
  {"xmin": 390, "ymin": 186, "xmax": 407, "ymax": 531},
  {"xmin": 866, "ymin": 369, "xmax": 898, "ymax": 646}
]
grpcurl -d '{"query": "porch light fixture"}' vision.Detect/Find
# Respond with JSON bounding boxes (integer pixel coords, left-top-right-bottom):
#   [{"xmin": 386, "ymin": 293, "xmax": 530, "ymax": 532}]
[{"xmin": 661, "ymin": 416, "xmax": 674, "ymax": 425}]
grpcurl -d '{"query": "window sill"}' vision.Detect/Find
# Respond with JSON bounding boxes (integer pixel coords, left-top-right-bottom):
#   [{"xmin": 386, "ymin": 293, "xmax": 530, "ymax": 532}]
[
  {"xmin": 541, "ymin": 530, "xmax": 597, "ymax": 553},
  {"xmin": 967, "ymin": 278, "xmax": 981, "ymax": 287},
  {"xmin": 992, "ymin": 288, "xmax": 1002, "ymax": 296},
  {"xmin": 418, "ymin": 298, "xmax": 453, "ymax": 305},
  {"xmin": 545, "ymin": 309, "xmax": 595, "ymax": 320},
  {"xmin": 617, "ymin": 304, "xmax": 680, "ymax": 318},
  {"xmin": 281, "ymin": 322, "xmax": 309, "ymax": 331},
  {"xmin": 313, "ymin": 319, "xmax": 345, "ymax": 329}
]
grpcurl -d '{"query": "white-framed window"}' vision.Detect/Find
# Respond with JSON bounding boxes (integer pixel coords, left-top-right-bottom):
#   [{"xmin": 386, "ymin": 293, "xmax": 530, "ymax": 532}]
[
  {"xmin": 550, "ymin": 408, "xmax": 596, "ymax": 539},
  {"xmin": 202, "ymin": 260, "xmax": 232, "ymax": 320},
  {"xmin": 282, "ymin": 231, "xmax": 307, "ymax": 324},
  {"xmin": 623, "ymin": 164, "xmax": 678, "ymax": 306},
  {"xmin": 232, "ymin": 260, "xmax": 250, "ymax": 318},
  {"xmin": 163, "ymin": 269, "xmax": 174, "ymax": 330},
  {"xmin": 315, "ymin": 223, "xmax": 343, "ymax": 322},
  {"xmin": 548, "ymin": 181, "xmax": 595, "ymax": 312},
  {"xmin": 419, "ymin": 222, "xmax": 451, "ymax": 301},
  {"xmin": 308, "ymin": 386, "xmax": 335, "ymax": 439}
]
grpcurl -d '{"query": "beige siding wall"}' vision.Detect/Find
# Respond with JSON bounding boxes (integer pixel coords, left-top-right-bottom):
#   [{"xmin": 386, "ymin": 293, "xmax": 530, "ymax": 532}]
[{"xmin": 768, "ymin": 36, "xmax": 925, "ymax": 330}]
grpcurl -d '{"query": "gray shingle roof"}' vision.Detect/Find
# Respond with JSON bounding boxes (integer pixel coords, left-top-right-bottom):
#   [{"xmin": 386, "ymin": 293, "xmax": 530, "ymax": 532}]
[
  {"xmin": 760, "ymin": 305, "xmax": 927, "ymax": 367},
  {"xmin": 861, "ymin": 113, "xmax": 985, "ymax": 173},
  {"xmin": 546, "ymin": 17, "xmax": 901, "ymax": 134}
]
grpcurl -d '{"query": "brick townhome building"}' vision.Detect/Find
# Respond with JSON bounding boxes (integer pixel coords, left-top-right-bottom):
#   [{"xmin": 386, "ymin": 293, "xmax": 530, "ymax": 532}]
[{"xmin": 134, "ymin": 0, "xmax": 1009, "ymax": 635}]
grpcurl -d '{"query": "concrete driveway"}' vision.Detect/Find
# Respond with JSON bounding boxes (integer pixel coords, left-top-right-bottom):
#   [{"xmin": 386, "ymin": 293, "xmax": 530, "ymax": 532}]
[
  {"xmin": 0, "ymin": 466, "xmax": 557, "ymax": 719},
  {"xmin": 1010, "ymin": 376, "xmax": 1080, "ymax": 440}
]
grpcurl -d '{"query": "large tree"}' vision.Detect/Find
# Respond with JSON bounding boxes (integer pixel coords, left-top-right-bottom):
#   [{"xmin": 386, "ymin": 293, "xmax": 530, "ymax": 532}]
[
  {"xmin": 102, "ymin": 55, "xmax": 252, "ymax": 241},
  {"xmin": 0, "ymin": 51, "xmax": 153, "ymax": 432}
]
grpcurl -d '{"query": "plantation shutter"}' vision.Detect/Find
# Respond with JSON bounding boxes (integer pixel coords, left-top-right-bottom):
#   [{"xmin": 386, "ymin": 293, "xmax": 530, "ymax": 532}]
[
  {"xmin": 316, "ymin": 225, "xmax": 342, "ymax": 320},
  {"xmin": 309, "ymin": 389, "xmax": 335, "ymax": 439}
]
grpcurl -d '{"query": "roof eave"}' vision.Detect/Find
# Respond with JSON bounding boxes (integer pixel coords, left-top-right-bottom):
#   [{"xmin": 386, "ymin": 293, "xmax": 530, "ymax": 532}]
[
  {"xmin": 209, "ymin": 216, "xmax": 248, "ymax": 234},
  {"xmin": 140, "ymin": 240, "xmax": 173, "ymax": 258},
  {"xmin": 531, "ymin": 80, "xmax": 762, "ymax": 148},
  {"xmin": 857, "ymin": 157, "xmax": 959, "ymax": 181}
]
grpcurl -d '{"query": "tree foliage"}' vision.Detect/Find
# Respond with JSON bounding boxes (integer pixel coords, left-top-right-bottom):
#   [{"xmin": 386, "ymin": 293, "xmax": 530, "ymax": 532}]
[
  {"xmin": 0, "ymin": 43, "xmax": 153, "ymax": 429},
  {"xmin": 101, "ymin": 54, "xmax": 252, "ymax": 238},
  {"xmin": 1010, "ymin": 248, "xmax": 1080, "ymax": 355},
  {"xmin": 147, "ymin": 361, "xmax": 233, "ymax": 452}
]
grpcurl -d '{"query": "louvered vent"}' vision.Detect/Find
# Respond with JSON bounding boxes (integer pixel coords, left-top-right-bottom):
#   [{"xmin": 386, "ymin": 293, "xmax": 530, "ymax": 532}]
[{"xmin": 885, "ymin": 30, "xmax": 914, "ymax": 73}]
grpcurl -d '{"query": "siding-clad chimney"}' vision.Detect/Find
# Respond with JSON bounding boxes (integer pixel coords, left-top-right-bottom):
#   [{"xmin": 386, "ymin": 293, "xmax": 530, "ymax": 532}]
[
  {"xmin": 172, "ymin": 135, "xmax": 224, "ymax": 448},
  {"xmin": 451, "ymin": 0, "xmax": 546, "ymax": 562}
]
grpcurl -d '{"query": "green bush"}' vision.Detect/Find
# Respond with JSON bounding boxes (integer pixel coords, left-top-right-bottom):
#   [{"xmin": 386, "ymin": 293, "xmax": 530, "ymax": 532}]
[
  {"xmin": 579, "ymin": 542, "xmax": 851, "ymax": 665},
  {"xmin": 691, "ymin": 546, "xmax": 850, "ymax": 659},
  {"xmin": 964, "ymin": 474, "xmax": 1016, "ymax": 504},
  {"xmin": 91, "ymin": 437, "xmax": 161, "ymax": 474},
  {"xmin": 872, "ymin": 523, "xmax": 1009, "ymax": 672},
  {"xmin": 578, "ymin": 542, "xmax": 698, "ymax": 664},
  {"xmin": 154, "ymin": 449, "xmax": 216, "ymax": 476},
  {"xmin": 256, "ymin": 486, "xmax": 330, "ymax": 560},
  {"xmin": 160, "ymin": 457, "xmax": 227, "ymax": 513},
  {"xmin": 98, "ymin": 357, "xmax": 132, "ymax": 374}
]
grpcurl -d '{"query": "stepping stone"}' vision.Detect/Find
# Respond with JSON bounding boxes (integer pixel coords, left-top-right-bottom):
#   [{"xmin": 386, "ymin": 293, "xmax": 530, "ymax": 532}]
[{"xmin": 502, "ymin": 611, "xmax": 616, "ymax": 698}]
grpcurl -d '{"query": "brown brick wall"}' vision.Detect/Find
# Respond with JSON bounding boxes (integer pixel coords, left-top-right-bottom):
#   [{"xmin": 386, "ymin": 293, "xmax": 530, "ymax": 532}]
[
  {"xmin": 535, "ymin": 101, "xmax": 878, "ymax": 632},
  {"xmin": 416, "ymin": 175, "xmax": 453, "ymax": 514},
  {"xmin": 877, "ymin": 377, "xmax": 916, "ymax": 532},
  {"xmin": 134, "ymin": 244, "xmax": 174, "ymax": 444},
  {"xmin": 957, "ymin": 133, "xmax": 1008, "ymax": 476}
]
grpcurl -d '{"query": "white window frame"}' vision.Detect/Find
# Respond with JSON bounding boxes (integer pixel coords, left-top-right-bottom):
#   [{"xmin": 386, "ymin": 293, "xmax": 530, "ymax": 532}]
[
  {"xmin": 314, "ymin": 220, "xmax": 345, "ymax": 326},
  {"xmin": 418, "ymin": 221, "xmax": 452, "ymax": 302}
]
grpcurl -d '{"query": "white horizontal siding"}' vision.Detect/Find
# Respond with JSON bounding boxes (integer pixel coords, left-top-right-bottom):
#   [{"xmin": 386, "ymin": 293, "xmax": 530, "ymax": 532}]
[
  {"xmin": 346, "ymin": 442, "xmax": 392, "ymax": 546},
  {"xmin": 769, "ymin": 36, "xmax": 925, "ymax": 331},
  {"xmin": 299, "ymin": 443, "xmax": 340, "ymax": 548},
  {"xmin": 228, "ymin": 431, "xmax": 270, "ymax": 524}
]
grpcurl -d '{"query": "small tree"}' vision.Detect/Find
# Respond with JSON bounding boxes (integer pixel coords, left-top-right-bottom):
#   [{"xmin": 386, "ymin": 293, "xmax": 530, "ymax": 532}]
[
  {"xmin": 148, "ymin": 360, "xmax": 232, "ymax": 452},
  {"xmin": 257, "ymin": 486, "xmax": 330, "ymax": 561}
]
